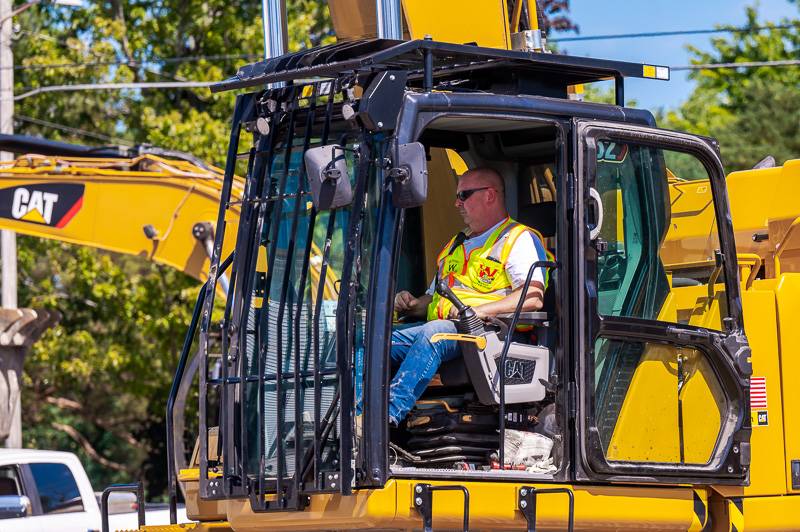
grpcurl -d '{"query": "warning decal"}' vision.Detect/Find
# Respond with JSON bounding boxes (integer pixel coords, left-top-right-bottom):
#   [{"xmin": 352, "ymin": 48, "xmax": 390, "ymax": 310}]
[
  {"xmin": 750, "ymin": 376, "xmax": 767, "ymax": 409},
  {"xmin": 0, "ymin": 183, "xmax": 85, "ymax": 228}
]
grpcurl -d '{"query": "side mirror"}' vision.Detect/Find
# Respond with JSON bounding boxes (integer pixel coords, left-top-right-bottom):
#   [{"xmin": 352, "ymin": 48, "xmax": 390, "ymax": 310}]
[
  {"xmin": 304, "ymin": 144, "xmax": 354, "ymax": 210},
  {"xmin": 0, "ymin": 495, "xmax": 31, "ymax": 519},
  {"xmin": 389, "ymin": 142, "xmax": 428, "ymax": 209}
]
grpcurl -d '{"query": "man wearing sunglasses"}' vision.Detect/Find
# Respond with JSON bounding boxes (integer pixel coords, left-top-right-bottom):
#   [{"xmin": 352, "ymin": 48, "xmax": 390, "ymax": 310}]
[{"xmin": 388, "ymin": 167, "xmax": 551, "ymax": 426}]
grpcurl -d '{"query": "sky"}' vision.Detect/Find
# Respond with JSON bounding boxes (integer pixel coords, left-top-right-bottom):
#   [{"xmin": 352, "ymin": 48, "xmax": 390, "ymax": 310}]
[{"xmin": 550, "ymin": 0, "xmax": 798, "ymax": 113}]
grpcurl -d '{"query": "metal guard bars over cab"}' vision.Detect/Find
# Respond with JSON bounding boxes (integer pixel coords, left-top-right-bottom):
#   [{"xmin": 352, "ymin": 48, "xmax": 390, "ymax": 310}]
[{"xmin": 193, "ymin": 37, "xmax": 751, "ymax": 522}]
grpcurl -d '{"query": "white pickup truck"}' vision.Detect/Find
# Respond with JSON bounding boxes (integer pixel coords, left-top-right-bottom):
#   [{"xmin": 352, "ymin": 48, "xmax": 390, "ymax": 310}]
[{"xmin": 0, "ymin": 449, "xmax": 188, "ymax": 531}]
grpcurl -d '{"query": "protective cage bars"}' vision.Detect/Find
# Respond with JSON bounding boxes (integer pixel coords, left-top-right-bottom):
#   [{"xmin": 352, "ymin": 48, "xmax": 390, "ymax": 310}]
[{"xmin": 196, "ymin": 77, "xmax": 368, "ymax": 512}]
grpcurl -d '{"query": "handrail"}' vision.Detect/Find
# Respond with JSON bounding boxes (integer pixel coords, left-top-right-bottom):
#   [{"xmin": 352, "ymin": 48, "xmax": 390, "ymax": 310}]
[
  {"xmin": 518, "ymin": 486, "xmax": 574, "ymax": 532},
  {"xmin": 101, "ymin": 483, "xmax": 144, "ymax": 532},
  {"xmin": 774, "ymin": 216, "xmax": 800, "ymax": 277},
  {"xmin": 414, "ymin": 483, "xmax": 470, "ymax": 532},
  {"xmin": 736, "ymin": 253, "xmax": 762, "ymax": 289},
  {"xmin": 668, "ymin": 252, "xmax": 763, "ymax": 290},
  {"xmin": 497, "ymin": 260, "xmax": 559, "ymax": 467},
  {"xmin": 166, "ymin": 280, "xmax": 209, "ymax": 524}
]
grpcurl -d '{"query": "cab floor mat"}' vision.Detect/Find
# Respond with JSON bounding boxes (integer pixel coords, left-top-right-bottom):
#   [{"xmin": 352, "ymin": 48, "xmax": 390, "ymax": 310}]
[
  {"xmin": 407, "ymin": 432, "xmax": 498, "ymax": 449},
  {"xmin": 406, "ymin": 412, "xmax": 497, "ymax": 435},
  {"xmin": 414, "ymin": 445, "xmax": 493, "ymax": 458}
]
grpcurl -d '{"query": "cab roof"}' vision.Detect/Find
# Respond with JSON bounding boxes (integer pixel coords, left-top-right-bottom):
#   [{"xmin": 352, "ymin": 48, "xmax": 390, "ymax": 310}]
[{"xmin": 212, "ymin": 38, "xmax": 670, "ymax": 103}]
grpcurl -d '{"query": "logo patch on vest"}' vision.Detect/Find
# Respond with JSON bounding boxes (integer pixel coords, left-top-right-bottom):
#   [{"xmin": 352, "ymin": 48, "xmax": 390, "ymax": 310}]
[
  {"xmin": 476, "ymin": 263, "xmax": 499, "ymax": 286},
  {"xmin": 443, "ymin": 256, "xmax": 460, "ymax": 275}
]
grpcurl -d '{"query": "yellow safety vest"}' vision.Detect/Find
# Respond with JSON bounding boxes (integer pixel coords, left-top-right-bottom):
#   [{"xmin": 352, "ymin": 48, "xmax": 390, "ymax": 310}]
[{"xmin": 427, "ymin": 217, "xmax": 552, "ymax": 321}]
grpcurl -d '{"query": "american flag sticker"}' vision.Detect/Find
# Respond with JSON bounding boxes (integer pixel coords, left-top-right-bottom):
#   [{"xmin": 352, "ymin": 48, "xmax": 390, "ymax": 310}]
[{"xmin": 750, "ymin": 376, "xmax": 767, "ymax": 409}]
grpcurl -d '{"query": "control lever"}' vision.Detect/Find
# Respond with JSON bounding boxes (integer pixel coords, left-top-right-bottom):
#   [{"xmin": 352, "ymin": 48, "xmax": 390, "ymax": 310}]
[{"xmin": 435, "ymin": 279, "xmax": 484, "ymax": 336}]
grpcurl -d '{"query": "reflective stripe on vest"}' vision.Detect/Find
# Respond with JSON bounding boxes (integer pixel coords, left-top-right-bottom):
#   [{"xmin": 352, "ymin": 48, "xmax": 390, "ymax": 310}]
[{"xmin": 426, "ymin": 218, "xmax": 553, "ymax": 321}]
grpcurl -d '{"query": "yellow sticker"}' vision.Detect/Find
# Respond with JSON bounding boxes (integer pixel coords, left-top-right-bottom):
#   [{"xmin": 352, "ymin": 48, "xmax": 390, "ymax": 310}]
[{"xmin": 643, "ymin": 65, "xmax": 657, "ymax": 78}]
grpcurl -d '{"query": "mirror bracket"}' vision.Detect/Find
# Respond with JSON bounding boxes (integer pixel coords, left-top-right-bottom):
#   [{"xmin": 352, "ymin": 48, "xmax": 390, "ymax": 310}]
[
  {"xmin": 304, "ymin": 144, "xmax": 354, "ymax": 211},
  {"xmin": 389, "ymin": 141, "xmax": 428, "ymax": 208}
]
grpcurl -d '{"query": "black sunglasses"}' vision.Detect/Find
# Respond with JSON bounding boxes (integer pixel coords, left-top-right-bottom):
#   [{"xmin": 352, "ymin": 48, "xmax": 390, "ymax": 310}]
[{"xmin": 455, "ymin": 187, "xmax": 491, "ymax": 202}]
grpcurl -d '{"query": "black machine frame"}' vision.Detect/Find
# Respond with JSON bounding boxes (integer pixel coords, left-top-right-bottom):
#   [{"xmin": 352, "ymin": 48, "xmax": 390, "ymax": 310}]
[{"xmin": 173, "ymin": 37, "xmax": 751, "ymax": 515}]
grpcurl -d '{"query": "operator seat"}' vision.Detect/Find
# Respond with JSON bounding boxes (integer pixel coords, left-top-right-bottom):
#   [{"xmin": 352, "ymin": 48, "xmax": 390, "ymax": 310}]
[
  {"xmin": 0, "ymin": 477, "xmax": 19, "ymax": 495},
  {"xmin": 435, "ymin": 200, "xmax": 557, "ymax": 396}
]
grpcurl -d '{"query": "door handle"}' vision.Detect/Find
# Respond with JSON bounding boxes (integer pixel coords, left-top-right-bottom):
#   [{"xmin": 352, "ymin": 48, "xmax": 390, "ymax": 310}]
[{"xmin": 588, "ymin": 187, "xmax": 603, "ymax": 241}]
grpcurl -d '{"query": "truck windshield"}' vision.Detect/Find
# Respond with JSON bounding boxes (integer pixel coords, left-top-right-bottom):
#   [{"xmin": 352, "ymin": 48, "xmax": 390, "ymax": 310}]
[{"xmin": 236, "ymin": 130, "xmax": 379, "ymax": 484}]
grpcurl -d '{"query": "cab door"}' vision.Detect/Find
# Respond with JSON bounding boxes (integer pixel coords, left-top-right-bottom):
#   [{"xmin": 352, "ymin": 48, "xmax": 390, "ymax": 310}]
[{"xmin": 574, "ymin": 120, "xmax": 751, "ymax": 484}]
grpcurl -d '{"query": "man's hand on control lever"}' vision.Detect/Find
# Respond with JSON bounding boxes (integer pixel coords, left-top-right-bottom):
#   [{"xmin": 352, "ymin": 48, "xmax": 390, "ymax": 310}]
[
  {"xmin": 447, "ymin": 305, "xmax": 488, "ymax": 321},
  {"xmin": 394, "ymin": 291, "xmax": 432, "ymax": 319}
]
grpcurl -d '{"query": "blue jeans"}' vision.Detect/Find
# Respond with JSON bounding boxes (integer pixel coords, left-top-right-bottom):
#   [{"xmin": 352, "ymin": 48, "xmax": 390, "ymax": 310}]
[{"xmin": 389, "ymin": 320, "xmax": 461, "ymax": 423}]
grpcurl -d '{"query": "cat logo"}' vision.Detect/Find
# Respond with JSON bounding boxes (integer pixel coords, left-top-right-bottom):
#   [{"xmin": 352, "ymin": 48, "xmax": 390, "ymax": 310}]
[
  {"xmin": 12, "ymin": 189, "xmax": 59, "ymax": 225},
  {"xmin": 0, "ymin": 183, "xmax": 85, "ymax": 228}
]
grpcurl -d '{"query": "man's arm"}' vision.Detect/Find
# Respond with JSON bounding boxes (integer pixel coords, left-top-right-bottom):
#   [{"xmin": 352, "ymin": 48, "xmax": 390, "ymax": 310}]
[
  {"xmin": 394, "ymin": 291, "xmax": 432, "ymax": 319},
  {"xmin": 447, "ymin": 282, "xmax": 544, "ymax": 320}
]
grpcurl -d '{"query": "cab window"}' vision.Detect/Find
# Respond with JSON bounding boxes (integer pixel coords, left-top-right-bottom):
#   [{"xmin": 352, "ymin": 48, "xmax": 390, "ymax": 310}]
[{"xmin": 592, "ymin": 141, "xmax": 731, "ymax": 466}]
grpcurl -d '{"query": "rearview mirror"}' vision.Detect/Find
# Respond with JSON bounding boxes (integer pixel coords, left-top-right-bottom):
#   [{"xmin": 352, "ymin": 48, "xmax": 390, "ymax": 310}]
[
  {"xmin": 304, "ymin": 144, "xmax": 353, "ymax": 210},
  {"xmin": 0, "ymin": 495, "xmax": 31, "ymax": 519},
  {"xmin": 390, "ymin": 142, "xmax": 428, "ymax": 208}
]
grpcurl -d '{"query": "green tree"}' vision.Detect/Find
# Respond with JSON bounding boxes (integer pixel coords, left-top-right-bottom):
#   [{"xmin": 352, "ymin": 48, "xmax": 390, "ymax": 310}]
[
  {"xmin": 19, "ymin": 237, "xmax": 198, "ymax": 493},
  {"xmin": 11, "ymin": 0, "xmax": 334, "ymax": 496},
  {"xmin": 10, "ymin": 0, "xmax": 579, "ymax": 498},
  {"xmin": 662, "ymin": 6, "xmax": 800, "ymax": 171}
]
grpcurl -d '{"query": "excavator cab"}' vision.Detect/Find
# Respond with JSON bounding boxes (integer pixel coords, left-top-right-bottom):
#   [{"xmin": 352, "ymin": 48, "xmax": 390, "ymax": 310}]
[{"xmin": 178, "ymin": 38, "xmax": 751, "ymax": 522}]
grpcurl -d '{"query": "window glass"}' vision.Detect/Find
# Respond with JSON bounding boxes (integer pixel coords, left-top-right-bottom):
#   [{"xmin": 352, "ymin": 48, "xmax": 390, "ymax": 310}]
[
  {"xmin": 594, "ymin": 140, "xmax": 729, "ymax": 330},
  {"xmin": 593, "ymin": 338, "xmax": 726, "ymax": 465},
  {"xmin": 29, "ymin": 463, "xmax": 84, "ymax": 514},
  {"xmin": 0, "ymin": 465, "xmax": 22, "ymax": 496},
  {"xmin": 239, "ymin": 133, "xmax": 379, "ymax": 479}
]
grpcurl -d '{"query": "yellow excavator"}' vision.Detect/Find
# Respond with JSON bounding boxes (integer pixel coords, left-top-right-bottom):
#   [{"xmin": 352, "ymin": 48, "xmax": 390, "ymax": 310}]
[
  {"xmin": 11, "ymin": 1, "xmax": 793, "ymax": 530},
  {"xmin": 0, "ymin": 135, "xmax": 243, "ymax": 288}
]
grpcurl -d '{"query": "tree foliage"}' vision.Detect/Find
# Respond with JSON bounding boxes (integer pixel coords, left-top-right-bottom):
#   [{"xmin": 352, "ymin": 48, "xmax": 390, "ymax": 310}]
[
  {"xmin": 539, "ymin": 0, "xmax": 578, "ymax": 34},
  {"xmin": 13, "ymin": 0, "xmax": 333, "ymax": 497},
  {"xmin": 19, "ymin": 237, "xmax": 199, "ymax": 492},
  {"xmin": 10, "ymin": 0, "xmax": 577, "ymax": 497},
  {"xmin": 662, "ymin": 6, "xmax": 800, "ymax": 171}
]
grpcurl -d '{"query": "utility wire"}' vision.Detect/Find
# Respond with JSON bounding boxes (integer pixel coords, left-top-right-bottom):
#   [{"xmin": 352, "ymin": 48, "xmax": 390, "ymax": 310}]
[
  {"xmin": 14, "ymin": 114, "xmax": 133, "ymax": 145},
  {"xmin": 5, "ymin": 59, "xmax": 798, "ymax": 102},
  {"xmin": 10, "ymin": 80, "xmax": 217, "ymax": 101},
  {"xmin": 673, "ymin": 59, "xmax": 800, "ymax": 71},
  {"xmin": 7, "ymin": 53, "xmax": 261, "ymax": 72},
  {"xmin": 551, "ymin": 23, "xmax": 798, "ymax": 42}
]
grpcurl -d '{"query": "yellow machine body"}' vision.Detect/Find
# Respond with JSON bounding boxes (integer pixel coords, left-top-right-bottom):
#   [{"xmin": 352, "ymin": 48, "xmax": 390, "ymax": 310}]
[
  {"xmin": 0, "ymin": 154, "xmax": 243, "ymax": 284},
  {"xmin": 170, "ymin": 0, "xmax": 800, "ymax": 529}
]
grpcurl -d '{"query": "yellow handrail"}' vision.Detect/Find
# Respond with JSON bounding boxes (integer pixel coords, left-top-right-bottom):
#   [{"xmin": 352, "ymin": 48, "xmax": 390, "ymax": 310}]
[
  {"xmin": 737, "ymin": 253, "xmax": 762, "ymax": 289},
  {"xmin": 774, "ymin": 216, "xmax": 800, "ymax": 277}
]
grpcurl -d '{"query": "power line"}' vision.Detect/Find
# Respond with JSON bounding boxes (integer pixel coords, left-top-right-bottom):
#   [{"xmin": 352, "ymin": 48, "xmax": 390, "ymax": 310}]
[
  {"xmin": 14, "ymin": 114, "xmax": 133, "ymax": 145},
  {"xmin": 10, "ymin": 80, "xmax": 217, "ymax": 101},
  {"xmin": 673, "ymin": 59, "xmax": 800, "ymax": 71},
  {"xmin": 7, "ymin": 52, "xmax": 261, "ymax": 72},
  {"xmin": 5, "ymin": 58, "xmax": 798, "ymax": 103},
  {"xmin": 551, "ymin": 23, "xmax": 798, "ymax": 43}
]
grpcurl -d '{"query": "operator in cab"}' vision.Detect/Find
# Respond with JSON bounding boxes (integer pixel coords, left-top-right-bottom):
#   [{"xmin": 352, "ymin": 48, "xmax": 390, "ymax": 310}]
[{"xmin": 390, "ymin": 167, "xmax": 551, "ymax": 426}]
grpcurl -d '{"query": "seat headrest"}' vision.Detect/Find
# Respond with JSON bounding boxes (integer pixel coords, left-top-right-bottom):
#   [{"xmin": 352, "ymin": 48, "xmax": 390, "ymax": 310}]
[
  {"xmin": 0, "ymin": 477, "xmax": 19, "ymax": 495},
  {"xmin": 517, "ymin": 201, "xmax": 556, "ymax": 238}
]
